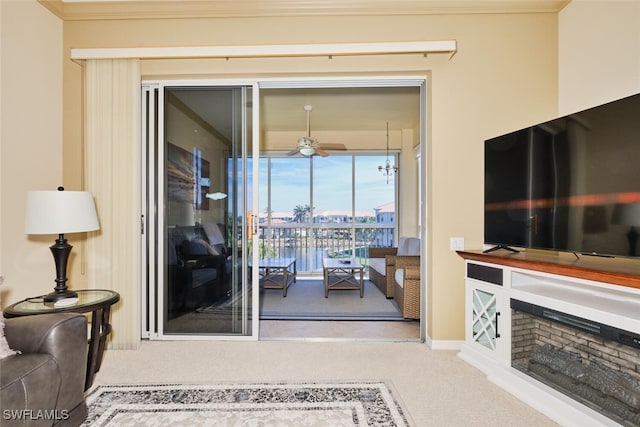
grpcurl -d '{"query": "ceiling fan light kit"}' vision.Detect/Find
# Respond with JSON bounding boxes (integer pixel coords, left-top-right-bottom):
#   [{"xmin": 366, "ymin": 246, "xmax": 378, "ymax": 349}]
[
  {"xmin": 299, "ymin": 146, "xmax": 316, "ymax": 156},
  {"xmin": 288, "ymin": 105, "xmax": 347, "ymax": 157}
]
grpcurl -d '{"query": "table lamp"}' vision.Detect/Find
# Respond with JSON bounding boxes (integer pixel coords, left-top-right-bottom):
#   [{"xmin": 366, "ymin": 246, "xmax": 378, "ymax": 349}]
[{"xmin": 24, "ymin": 187, "xmax": 100, "ymax": 302}]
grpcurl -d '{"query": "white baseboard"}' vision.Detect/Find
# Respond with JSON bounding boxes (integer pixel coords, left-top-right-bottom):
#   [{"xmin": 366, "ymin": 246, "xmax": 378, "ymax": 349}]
[{"xmin": 426, "ymin": 337, "xmax": 464, "ymax": 350}]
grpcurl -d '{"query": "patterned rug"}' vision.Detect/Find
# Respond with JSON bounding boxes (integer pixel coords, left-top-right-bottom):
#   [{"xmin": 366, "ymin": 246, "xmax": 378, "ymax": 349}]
[{"xmin": 83, "ymin": 381, "xmax": 411, "ymax": 426}]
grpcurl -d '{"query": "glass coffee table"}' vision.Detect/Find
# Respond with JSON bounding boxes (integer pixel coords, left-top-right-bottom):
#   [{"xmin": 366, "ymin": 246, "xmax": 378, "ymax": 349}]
[
  {"xmin": 322, "ymin": 258, "xmax": 364, "ymax": 298},
  {"xmin": 4, "ymin": 289, "xmax": 120, "ymax": 390}
]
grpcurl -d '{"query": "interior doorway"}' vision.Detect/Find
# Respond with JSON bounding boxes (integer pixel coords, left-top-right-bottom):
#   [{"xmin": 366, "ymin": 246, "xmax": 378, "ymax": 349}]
[{"xmin": 256, "ymin": 83, "xmax": 424, "ymax": 341}]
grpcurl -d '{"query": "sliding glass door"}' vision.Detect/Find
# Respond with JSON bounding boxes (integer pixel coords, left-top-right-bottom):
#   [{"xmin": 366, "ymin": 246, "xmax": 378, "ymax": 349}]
[
  {"xmin": 140, "ymin": 76, "xmax": 426, "ymax": 340},
  {"xmin": 143, "ymin": 84, "xmax": 257, "ymax": 338}
]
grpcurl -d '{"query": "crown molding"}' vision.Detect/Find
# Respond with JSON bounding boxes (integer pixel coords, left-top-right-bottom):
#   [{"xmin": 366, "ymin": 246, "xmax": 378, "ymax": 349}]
[{"xmin": 39, "ymin": 0, "xmax": 570, "ymax": 21}]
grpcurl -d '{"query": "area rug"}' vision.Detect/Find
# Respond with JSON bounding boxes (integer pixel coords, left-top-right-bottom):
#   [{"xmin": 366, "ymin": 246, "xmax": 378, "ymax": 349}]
[
  {"xmin": 259, "ymin": 279, "xmax": 403, "ymax": 320},
  {"xmin": 195, "ymin": 291, "xmax": 243, "ymax": 313},
  {"xmin": 82, "ymin": 381, "xmax": 411, "ymax": 426}
]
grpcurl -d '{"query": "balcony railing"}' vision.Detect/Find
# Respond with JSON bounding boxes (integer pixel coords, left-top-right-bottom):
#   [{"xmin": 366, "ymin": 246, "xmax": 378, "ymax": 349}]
[{"xmin": 257, "ymin": 223, "xmax": 395, "ymax": 274}]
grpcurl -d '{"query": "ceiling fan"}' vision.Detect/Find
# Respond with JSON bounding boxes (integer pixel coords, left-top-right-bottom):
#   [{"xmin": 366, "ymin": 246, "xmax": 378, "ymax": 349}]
[{"xmin": 287, "ymin": 105, "xmax": 347, "ymax": 157}]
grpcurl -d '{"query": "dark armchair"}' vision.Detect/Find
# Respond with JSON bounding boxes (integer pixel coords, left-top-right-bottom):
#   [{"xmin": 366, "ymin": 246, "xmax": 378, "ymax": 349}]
[
  {"xmin": 167, "ymin": 224, "xmax": 229, "ymax": 317},
  {"xmin": 1, "ymin": 313, "xmax": 88, "ymax": 426}
]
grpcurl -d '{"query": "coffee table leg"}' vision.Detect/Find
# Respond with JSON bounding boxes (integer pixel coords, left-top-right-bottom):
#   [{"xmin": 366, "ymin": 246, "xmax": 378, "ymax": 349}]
[
  {"xmin": 324, "ymin": 268, "xmax": 329, "ymax": 298},
  {"xmin": 283, "ymin": 268, "xmax": 288, "ymax": 297},
  {"xmin": 293, "ymin": 260, "xmax": 297, "ymax": 283}
]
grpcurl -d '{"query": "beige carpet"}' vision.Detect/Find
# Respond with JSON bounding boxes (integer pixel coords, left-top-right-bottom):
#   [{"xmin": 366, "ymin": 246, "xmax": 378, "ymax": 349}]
[{"xmin": 94, "ymin": 341, "xmax": 559, "ymax": 426}]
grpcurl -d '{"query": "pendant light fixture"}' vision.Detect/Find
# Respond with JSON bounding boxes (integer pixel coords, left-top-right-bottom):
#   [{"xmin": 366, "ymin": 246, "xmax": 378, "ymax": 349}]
[{"xmin": 378, "ymin": 122, "xmax": 398, "ymax": 183}]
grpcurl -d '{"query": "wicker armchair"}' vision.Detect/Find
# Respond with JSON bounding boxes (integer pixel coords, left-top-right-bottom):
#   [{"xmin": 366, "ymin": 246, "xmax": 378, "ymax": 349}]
[
  {"xmin": 394, "ymin": 262, "xmax": 421, "ymax": 319},
  {"xmin": 368, "ymin": 247, "xmax": 397, "ymax": 298},
  {"xmin": 369, "ymin": 237, "xmax": 420, "ymax": 301}
]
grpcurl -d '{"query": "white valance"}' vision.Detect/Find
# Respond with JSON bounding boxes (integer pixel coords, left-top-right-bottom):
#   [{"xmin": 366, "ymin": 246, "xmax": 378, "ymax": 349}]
[{"xmin": 71, "ymin": 40, "xmax": 457, "ymax": 61}]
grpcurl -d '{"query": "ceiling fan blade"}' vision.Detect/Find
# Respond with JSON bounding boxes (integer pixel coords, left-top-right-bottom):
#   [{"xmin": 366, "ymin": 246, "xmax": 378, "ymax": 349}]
[
  {"xmin": 315, "ymin": 147, "xmax": 329, "ymax": 157},
  {"xmin": 286, "ymin": 148, "xmax": 302, "ymax": 156},
  {"xmin": 318, "ymin": 143, "xmax": 347, "ymax": 151}
]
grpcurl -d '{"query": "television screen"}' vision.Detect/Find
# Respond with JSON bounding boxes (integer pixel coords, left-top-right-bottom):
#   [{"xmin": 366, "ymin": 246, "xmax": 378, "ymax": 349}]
[{"xmin": 484, "ymin": 93, "xmax": 640, "ymax": 258}]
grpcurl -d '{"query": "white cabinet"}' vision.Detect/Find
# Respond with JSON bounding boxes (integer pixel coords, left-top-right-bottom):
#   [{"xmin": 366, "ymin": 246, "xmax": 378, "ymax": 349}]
[
  {"xmin": 457, "ymin": 251, "xmax": 640, "ymax": 426},
  {"xmin": 470, "ymin": 281, "xmax": 500, "ymax": 351},
  {"xmin": 461, "ymin": 261, "xmax": 511, "ymax": 370}
]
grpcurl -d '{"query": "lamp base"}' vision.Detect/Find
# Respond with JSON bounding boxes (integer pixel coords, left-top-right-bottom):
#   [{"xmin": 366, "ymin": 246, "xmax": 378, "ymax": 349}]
[{"xmin": 43, "ymin": 289, "xmax": 78, "ymax": 303}]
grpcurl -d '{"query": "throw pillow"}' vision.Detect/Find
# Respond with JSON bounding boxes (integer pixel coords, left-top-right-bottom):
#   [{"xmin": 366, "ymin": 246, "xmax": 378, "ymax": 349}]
[
  {"xmin": 201, "ymin": 222, "xmax": 226, "ymax": 245},
  {"xmin": 182, "ymin": 238, "xmax": 219, "ymax": 256},
  {"xmin": 396, "ymin": 237, "xmax": 410, "ymax": 256},
  {"xmin": 0, "ymin": 316, "xmax": 19, "ymax": 359},
  {"xmin": 405, "ymin": 237, "xmax": 421, "ymax": 256},
  {"xmin": 0, "ymin": 277, "xmax": 19, "ymax": 359}
]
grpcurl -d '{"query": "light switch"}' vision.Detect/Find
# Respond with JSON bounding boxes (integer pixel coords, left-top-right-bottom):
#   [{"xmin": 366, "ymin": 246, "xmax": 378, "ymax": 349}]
[{"xmin": 450, "ymin": 237, "xmax": 464, "ymax": 251}]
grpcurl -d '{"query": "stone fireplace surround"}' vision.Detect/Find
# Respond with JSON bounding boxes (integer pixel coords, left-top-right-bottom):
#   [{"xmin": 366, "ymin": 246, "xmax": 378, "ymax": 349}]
[{"xmin": 458, "ymin": 250, "xmax": 640, "ymax": 427}]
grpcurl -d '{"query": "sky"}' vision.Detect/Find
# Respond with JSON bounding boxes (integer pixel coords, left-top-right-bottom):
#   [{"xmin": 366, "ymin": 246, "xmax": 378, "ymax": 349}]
[{"xmin": 234, "ymin": 155, "xmax": 396, "ymax": 214}]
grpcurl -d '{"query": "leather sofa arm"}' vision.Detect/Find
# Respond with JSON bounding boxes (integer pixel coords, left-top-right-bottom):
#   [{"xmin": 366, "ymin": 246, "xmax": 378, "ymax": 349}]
[
  {"xmin": 185, "ymin": 254, "xmax": 225, "ymax": 269},
  {"xmin": 4, "ymin": 313, "xmax": 86, "ymax": 356},
  {"xmin": 4, "ymin": 313, "xmax": 88, "ymax": 415}
]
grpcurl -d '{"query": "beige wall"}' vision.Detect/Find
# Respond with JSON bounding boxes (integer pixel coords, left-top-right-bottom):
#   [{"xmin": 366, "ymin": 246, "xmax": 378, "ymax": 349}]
[
  {"xmin": 559, "ymin": 0, "xmax": 640, "ymax": 113},
  {"xmin": 8, "ymin": 2, "xmax": 639, "ymax": 342},
  {"xmin": 62, "ymin": 12, "xmax": 558, "ymax": 342},
  {"xmin": 0, "ymin": 0, "xmax": 63, "ymax": 305}
]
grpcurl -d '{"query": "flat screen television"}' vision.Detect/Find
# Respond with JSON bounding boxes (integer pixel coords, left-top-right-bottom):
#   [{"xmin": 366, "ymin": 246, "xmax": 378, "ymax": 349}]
[{"xmin": 484, "ymin": 93, "xmax": 640, "ymax": 258}]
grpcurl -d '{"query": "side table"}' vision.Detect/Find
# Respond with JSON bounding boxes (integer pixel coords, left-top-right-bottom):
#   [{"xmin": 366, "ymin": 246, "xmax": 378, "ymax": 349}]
[{"xmin": 3, "ymin": 289, "xmax": 120, "ymax": 391}]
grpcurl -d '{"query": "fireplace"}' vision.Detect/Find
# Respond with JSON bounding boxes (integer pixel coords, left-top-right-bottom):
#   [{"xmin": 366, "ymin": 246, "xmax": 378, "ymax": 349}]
[{"xmin": 511, "ymin": 299, "xmax": 640, "ymax": 426}]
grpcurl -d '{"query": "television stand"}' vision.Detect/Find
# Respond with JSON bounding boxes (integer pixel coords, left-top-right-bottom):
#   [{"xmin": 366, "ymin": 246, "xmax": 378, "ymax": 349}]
[{"xmin": 483, "ymin": 244, "xmax": 520, "ymax": 254}]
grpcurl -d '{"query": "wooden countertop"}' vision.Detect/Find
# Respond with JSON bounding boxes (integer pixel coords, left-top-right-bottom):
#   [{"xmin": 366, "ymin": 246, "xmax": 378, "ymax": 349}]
[{"xmin": 457, "ymin": 250, "xmax": 640, "ymax": 290}]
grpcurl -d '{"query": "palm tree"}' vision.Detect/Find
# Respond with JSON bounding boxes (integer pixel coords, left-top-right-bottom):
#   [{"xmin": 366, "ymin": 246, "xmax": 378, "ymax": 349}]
[
  {"xmin": 293, "ymin": 205, "xmax": 306, "ymax": 223},
  {"xmin": 303, "ymin": 204, "xmax": 312, "ymax": 222}
]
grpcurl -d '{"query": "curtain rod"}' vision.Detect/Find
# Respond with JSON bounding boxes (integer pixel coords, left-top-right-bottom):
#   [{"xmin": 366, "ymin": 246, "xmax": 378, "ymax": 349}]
[{"xmin": 71, "ymin": 40, "xmax": 457, "ymax": 61}]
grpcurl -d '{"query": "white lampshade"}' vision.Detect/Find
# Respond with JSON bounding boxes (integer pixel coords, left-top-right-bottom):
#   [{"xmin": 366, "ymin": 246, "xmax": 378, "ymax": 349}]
[
  {"xmin": 612, "ymin": 203, "xmax": 640, "ymax": 227},
  {"xmin": 24, "ymin": 190, "xmax": 100, "ymax": 235}
]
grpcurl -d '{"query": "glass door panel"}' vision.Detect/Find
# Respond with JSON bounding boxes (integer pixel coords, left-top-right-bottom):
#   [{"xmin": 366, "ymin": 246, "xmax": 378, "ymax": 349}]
[
  {"xmin": 258, "ymin": 157, "xmax": 311, "ymax": 269},
  {"xmin": 312, "ymin": 156, "xmax": 353, "ymax": 272},
  {"xmin": 162, "ymin": 86, "xmax": 253, "ymax": 336},
  {"xmin": 472, "ymin": 288, "xmax": 498, "ymax": 350}
]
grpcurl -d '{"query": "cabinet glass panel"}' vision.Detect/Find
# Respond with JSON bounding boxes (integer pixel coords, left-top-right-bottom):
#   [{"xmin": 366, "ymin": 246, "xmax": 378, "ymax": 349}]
[{"xmin": 472, "ymin": 288, "xmax": 498, "ymax": 351}]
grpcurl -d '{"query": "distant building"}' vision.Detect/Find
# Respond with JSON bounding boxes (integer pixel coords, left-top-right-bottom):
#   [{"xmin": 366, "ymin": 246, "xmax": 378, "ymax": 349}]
[
  {"xmin": 258, "ymin": 211, "xmax": 294, "ymax": 223},
  {"xmin": 374, "ymin": 202, "xmax": 394, "ymax": 224},
  {"xmin": 373, "ymin": 202, "xmax": 395, "ymax": 247},
  {"xmin": 313, "ymin": 209, "xmax": 374, "ymax": 224}
]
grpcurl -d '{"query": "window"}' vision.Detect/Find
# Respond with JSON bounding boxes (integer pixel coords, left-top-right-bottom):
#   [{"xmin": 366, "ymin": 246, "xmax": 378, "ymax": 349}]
[{"xmin": 258, "ymin": 154, "xmax": 396, "ymax": 273}]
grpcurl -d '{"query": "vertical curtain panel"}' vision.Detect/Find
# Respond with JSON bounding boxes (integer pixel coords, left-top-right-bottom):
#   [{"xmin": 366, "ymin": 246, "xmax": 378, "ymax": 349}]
[{"xmin": 84, "ymin": 59, "xmax": 141, "ymax": 349}]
